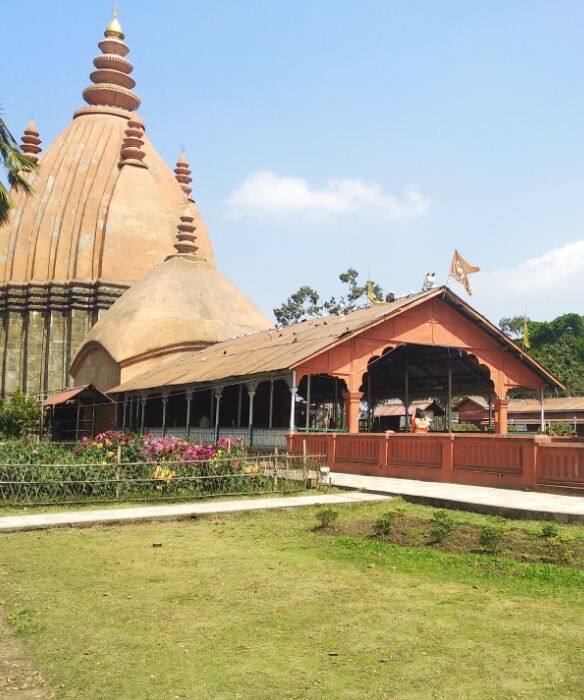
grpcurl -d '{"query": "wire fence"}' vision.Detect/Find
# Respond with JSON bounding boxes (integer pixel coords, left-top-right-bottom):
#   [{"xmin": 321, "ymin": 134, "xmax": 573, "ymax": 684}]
[{"xmin": 0, "ymin": 453, "xmax": 326, "ymax": 507}]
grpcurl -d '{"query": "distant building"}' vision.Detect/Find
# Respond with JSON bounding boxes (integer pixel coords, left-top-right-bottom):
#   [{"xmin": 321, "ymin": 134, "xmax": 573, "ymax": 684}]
[
  {"xmin": 455, "ymin": 396, "xmax": 584, "ymax": 436},
  {"xmin": 374, "ymin": 400, "xmax": 444, "ymax": 432}
]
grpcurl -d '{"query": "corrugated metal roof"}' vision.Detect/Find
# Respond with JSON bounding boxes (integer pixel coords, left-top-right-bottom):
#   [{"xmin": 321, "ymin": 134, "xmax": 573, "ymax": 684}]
[
  {"xmin": 44, "ymin": 386, "xmax": 90, "ymax": 407},
  {"xmin": 456, "ymin": 395, "xmax": 489, "ymax": 410},
  {"xmin": 110, "ymin": 287, "xmax": 564, "ymax": 394},
  {"xmin": 44, "ymin": 385, "xmax": 113, "ymax": 407},
  {"xmin": 509, "ymin": 397, "xmax": 584, "ymax": 414},
  {"xmin": 375, "ymin": 400, "xmax": 434, "ymax": 417},
  {"xmin": 112, "ymin": 291, "xmax": 431, "ymax": 392}
]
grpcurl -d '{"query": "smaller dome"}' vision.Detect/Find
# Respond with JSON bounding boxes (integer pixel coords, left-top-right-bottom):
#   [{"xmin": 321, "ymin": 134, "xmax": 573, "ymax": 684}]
[{"xmin": 72, "ymin": 256, "xmax": 273, "ymax": 371}]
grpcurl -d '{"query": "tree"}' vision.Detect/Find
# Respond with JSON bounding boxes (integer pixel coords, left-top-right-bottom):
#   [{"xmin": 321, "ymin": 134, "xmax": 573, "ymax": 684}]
[
  {"xmin": 499, "ymin": 313, "xmax": 584, "ymax": 395},
  {"xmin": 0, "ymin": 391, "xmax": 43, "ymax": 438},
  {"xmin": 274, "ymin": 269, "xmax": 389, "ymax": 326},
  {"xmin": 0, "ymin": 106, "xmax": 38, "ymax": 225}
]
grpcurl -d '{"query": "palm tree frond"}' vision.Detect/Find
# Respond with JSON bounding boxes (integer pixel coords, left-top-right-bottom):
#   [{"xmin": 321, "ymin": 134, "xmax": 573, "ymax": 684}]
[{"xmin": 0, "ymin": 183, "xmax": 14, "ymax": 225}]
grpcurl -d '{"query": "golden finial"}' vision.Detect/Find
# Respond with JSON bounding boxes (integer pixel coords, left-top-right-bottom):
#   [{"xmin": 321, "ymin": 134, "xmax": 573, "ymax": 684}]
[{"xmin": 105, "ymin": 3, "xmax": 124, "ymax": 39}]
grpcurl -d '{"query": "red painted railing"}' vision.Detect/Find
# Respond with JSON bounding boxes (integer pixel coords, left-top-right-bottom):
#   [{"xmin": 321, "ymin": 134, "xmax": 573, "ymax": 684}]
[{"xmin": 287, "ymin": 432, "xmax": 584, "ymax": 491}]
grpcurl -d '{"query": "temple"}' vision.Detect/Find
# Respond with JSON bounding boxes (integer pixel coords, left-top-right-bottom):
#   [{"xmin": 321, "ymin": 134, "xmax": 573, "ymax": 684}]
[{"xmin": 0, "ymin": 14, "xmax": 217, "ymax": 396}]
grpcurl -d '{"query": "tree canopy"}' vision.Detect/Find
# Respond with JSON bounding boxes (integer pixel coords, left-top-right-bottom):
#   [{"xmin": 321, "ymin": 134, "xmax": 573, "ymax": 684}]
[
  {"xmin": 499, "ymin": 313, "xmax": 584, "ymax": 395},
  {"xmin": 273, "ymin": 268, "xmax": 389, "ymax": 326}
]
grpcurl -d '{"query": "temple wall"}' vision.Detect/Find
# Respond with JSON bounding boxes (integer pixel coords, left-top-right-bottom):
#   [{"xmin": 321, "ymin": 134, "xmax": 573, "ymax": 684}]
[{"xmin": 0, "ymin": 282, "xmax": 126, "ymax": 397}]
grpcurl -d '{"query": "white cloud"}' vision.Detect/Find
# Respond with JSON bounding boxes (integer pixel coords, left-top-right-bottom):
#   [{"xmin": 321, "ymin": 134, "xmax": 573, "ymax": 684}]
[
  {"xmin": 471, "ymin": 240, "xmax": 584, "ymax": 321},
  {"xmin": 226, "ymin": 170, "xmax": 429, "ymax": 221}
]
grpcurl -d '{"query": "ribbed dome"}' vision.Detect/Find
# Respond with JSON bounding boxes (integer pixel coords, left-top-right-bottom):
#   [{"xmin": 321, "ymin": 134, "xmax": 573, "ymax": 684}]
[
  {"xmin": 72, "ymin": 255, "xmax": 273, "ymax": 374},
  {"xmin": 0, "ymin": 19, "xmax": 215, "ymax": 288}
]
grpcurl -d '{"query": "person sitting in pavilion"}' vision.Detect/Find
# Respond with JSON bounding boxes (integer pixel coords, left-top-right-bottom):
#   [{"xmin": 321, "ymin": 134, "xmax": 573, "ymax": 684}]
[{"xmin": 410, "ymin": 408, "xmax": 430, "ymax": 433}]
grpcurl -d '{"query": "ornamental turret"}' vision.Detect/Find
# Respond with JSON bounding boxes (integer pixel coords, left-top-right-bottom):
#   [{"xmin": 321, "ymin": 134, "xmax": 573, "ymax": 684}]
[
  {"xmin": 174, "ymin": 152, "xmax": 194, "ymax": 201},
  {"xmin": 81, "ymin": 13, "xmax": 140, "ymax": 113},
  {"xmin": 119, "ymin": 116, "xmax": 147, "ymax": 168},
  {"xmin": 20, "ymin": 121, "xmax": 42, "ymax": 163},
  {"xmin": 169, "ymin": 209, "xmax": 198, "ymax": 257}
]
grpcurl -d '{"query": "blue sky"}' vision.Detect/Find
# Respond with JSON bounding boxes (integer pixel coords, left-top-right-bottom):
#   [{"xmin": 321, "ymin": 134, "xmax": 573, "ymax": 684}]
[{"xmin": 3, "ymin": 0, "xmax": 584, "ymax": 323}]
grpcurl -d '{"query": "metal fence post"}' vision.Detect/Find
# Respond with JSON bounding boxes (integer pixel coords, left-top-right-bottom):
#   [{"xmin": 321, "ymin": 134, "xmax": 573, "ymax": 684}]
[
  {"xmin": 273, "ymin": 447, "xmax": 279, "ymax": 491},
  {"xmin": 115, "ymin": 445, "xmax": 122, "ymax": 500}
]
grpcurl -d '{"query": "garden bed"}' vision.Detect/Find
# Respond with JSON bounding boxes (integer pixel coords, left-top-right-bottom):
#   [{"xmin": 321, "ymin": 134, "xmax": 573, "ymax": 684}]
[{"xmin": 314, "ymin": 499, "xmax": 584, "ymax": 568}]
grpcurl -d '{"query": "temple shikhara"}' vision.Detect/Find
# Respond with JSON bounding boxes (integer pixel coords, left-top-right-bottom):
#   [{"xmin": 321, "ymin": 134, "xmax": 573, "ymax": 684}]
[
  {"xmin": 0, "ymin": 14, "xmax": 257, "ymax": 396},
  {"xmin": 3, "ymin": 14, "xmax": 581, "ymax": 493}
]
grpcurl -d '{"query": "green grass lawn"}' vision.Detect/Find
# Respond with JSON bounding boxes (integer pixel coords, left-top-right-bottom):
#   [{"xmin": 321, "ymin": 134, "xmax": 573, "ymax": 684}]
[{"xmin": 0, "ymin": 500, "xmax": 582, "ymax": 699}]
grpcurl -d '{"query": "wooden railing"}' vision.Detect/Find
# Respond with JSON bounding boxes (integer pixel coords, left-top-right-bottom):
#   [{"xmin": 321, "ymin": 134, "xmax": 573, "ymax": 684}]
[{"xmin": 287, "ymin": 432, "xmax": 584, "ymax": 492}]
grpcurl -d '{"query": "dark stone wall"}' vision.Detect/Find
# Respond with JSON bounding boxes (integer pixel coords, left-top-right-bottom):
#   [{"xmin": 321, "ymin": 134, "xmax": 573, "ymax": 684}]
[{"xmin": 0, "ymin": 282, "xmax": 126, "ymax": 397}]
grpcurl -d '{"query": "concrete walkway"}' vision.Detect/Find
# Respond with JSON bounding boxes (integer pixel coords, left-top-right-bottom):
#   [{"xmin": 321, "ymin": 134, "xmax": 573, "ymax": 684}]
[
  {"xmin": 0, "ymin": 492, "xmax": 390, "ymax": 533},
  {"xmin": 330, "ymin": 472, "xmax": 584, "ymax": 522}
]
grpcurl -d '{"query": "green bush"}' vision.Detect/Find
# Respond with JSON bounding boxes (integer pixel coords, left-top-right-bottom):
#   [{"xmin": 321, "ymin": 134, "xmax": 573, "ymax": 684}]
[
  {"xmin": 373, "ymin": 512, "xmax": 397, "ymax": 537},
  {"xmin": 478, "ymin": 519, "xmax": 506, "ymax": 552},
  {"xmin": 545, "ymin": 423, "xmax": 574, "ymax": 437},
  {"xmin": 539, "ymin": 522, "xmax": 559, "ymax": 539},
  {"xmin": 451, "ymin": 422, "xmax": 481, "ymax": 433},
  {"xmin": 429, "ymin": 509, "xmax": 456, "ymax": 543},
  {"xmin": 0, "ymin": 392, "xmax": 43, "ymax": 438},
  {"xmin": 315, "ymin": 506, "xmax": 338, "ymax": 529},
  {"xmin": 542, "ymin": 534, "xmax": 574, "ymax": 565}
]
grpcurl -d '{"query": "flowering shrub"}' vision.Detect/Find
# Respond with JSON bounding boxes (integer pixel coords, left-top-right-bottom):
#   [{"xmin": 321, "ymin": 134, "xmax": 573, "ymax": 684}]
[{"xmin": 0, "ymin": 432, "xmax": 279, "ymax": 504}]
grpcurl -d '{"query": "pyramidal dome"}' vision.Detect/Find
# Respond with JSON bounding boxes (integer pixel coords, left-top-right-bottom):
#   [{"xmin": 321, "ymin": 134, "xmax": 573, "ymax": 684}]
[{"xmin": 0, "ymin": 13, "xmax": 264, "ymax": 397}]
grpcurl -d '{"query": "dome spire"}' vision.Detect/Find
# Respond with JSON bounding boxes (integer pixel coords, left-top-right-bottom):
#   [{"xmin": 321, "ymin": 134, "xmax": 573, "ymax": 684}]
[
  {"xmin": 20, "ymin": 120, "xmax": 42, "ymax": 163},
  {"xmin": 168, "ymin": 208, "xmax": 198, "ymax": 258},
  {"xmin": 80, "ymin": 9, "xmax": 140, "ymax": 114},
  {"xmin": 174, "ymin": 150, "xmax": 194, "ymax": 201}
]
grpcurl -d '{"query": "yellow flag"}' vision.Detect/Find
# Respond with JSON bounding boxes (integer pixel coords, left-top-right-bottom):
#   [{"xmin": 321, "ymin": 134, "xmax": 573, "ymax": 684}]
[
  {"xmin": 523, "ymin": 316, "xmax": 530, "ymax": 349},
  {"xmin": 449, "ymin": 250, "xmax": 480, "ymax": 295}
]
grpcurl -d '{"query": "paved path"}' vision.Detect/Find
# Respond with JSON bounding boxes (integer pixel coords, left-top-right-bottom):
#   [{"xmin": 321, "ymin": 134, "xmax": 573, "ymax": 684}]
[
  {"xmin": 0, "ymin": 492, "xmax": 390, "ymax": 533},
  {"xmin": 330, "ymin": 472, "xmax": 584, "ymax": 522}
]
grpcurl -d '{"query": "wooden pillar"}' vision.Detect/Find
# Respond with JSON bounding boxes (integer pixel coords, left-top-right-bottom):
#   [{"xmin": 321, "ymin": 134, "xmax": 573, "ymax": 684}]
[
  {"xmin": 140, "ymin": 393, "xmax": 147, "ymax": 435},
  {"xmin": 404, "ymin": 365, "xmax": 410, "ymax": 432},
  {"xmin": 305, "ymin": 374, "xmax": 311, "ymax": 430},
  {"xmin": 268, "ymin": 380, "xmax": 274, "ymax": 429},
  {"xmin": 161, "ymin": 393, "xmax": 168, "ymax": 436},
  {"xmin": 494, "ymin": 398, "xmax": 509, "ymax": 435},
  {"xmin": 247, "ymin": 386, "xmax": 255, "ymax": 427},
  {"xmin": 367, "ymin": 374, "xmax": 372, "ymax": 432},
  {"xmin": 540, "ymin": 386, "xmax": 545, "ymax": 433},
  {"xmin": 488, "ymin": 395, "xmax": 493, "ymax": 433},
  {"xmin": 237, "ymin": 384, "xmax": 243, "ymax": 427},
  {"xmin": 342, "ymin": 391, "xmax": 363, "ymax": 434},
  {"xmin": 288, "ymin": 374, "xmax": 297, "ymax": 432},
  {"xmin": 214, "ymin": 388, "xmax": 223, "ymax": 442},
  {"xmin": 75, "ymin": 404, "xmax": 81, "ymax": 441},
  {"xmin": 447, "ymin": 357, "xmax": 453, "ymax": 432},
  {"xmin": 185, "ymin": 389, "xmax": 193, "ymax": 437},
  {"xmin": 122, "ymin": 397, "xmax": 127, "ymax": 432}
]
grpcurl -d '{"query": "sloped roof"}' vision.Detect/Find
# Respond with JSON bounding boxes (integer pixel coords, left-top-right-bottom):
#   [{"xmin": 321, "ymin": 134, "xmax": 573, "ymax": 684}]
[
  {"xmin": 456, "ymin": 395, "xmax": 490, "ymax": 410},
  {"xmin": 509, "ymin": 397, "xmax": 584, "ymax": 414},
  {"xmin": 111, "ymin": 291, "xmax": 431, "ymax": 392},
  {"xmin": 110, "ymin": 287, "xmax": 563, "ymax": 394},
  {"xmin": 44, "ymin": 384, "xmax": 113, "ymax": 407},
  {"xmin": 375, "ymin": 400, "xmax": 437, "ymax": 417}
]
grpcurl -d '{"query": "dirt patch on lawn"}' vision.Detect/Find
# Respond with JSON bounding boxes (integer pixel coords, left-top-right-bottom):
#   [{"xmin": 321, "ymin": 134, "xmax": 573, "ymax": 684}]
[
  {"xmin": 0, "ymin": 607, "xmax": 52, "ymax": 698},
  {"xmin": 318, "ymin": 516, "xmax": 584, "ymax": 568}
]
